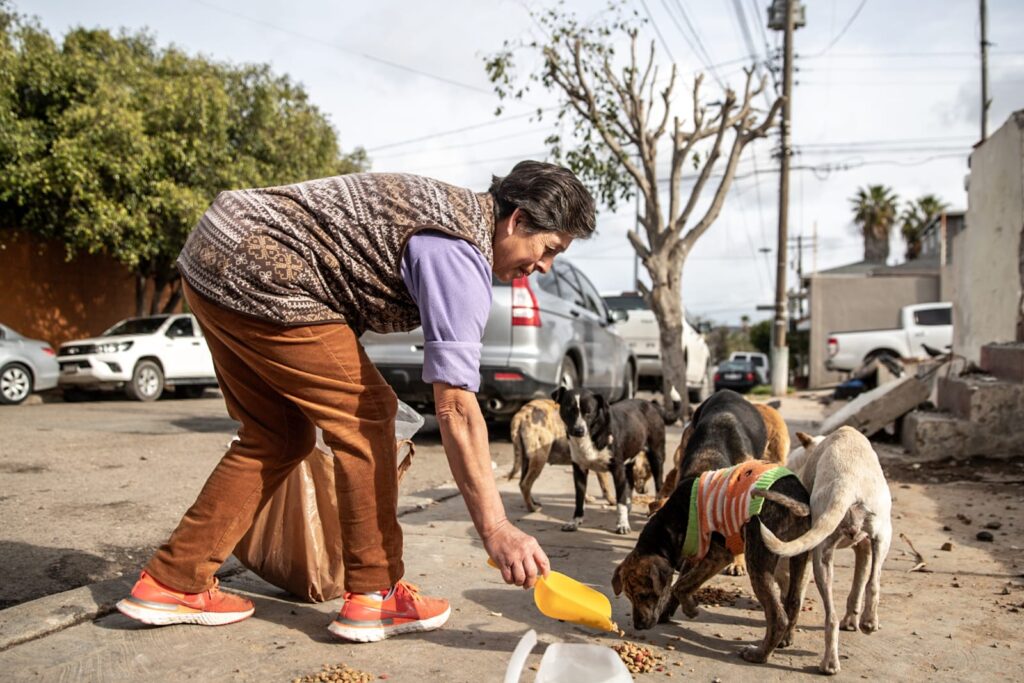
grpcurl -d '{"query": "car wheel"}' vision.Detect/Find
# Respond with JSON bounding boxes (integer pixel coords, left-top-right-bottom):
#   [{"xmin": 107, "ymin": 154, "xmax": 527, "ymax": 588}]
[
  {"xmin": 0, "ymin": 363, "xmax": 32, "ymax": 405},
  {"xmin": 126, "ymin": 360, "xmax": 164, "ymax": 402},
  {"xmin": 559, "ymin": 357, "xmax": 579, "ymax": 390}
]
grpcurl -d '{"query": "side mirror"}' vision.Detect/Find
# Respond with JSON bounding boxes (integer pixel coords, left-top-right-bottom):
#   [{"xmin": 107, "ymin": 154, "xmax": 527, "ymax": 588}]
[
  {"xmin": 697, "ymin": 321, "xmax": 712, "ymax": 334},
  {"xmin": 610, "ymin": 309, "xmax": 629, "ymax": 323}
]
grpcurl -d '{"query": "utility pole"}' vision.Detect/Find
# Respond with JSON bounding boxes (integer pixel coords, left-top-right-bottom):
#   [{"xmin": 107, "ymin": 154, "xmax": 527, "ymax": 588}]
[
  {"xmin": 980, "ymin": 0, "xmax": 990, "ymax": 141},
  {"xmin": 768, "ymin": 0, "xmax": 802, "ymax": 396}
]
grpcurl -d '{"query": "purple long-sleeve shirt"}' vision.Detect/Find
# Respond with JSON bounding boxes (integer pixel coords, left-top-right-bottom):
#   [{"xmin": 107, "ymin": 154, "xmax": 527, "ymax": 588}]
[{"xmin": 400, "ymin": 230, "xmax": 492, "ymax": 392}]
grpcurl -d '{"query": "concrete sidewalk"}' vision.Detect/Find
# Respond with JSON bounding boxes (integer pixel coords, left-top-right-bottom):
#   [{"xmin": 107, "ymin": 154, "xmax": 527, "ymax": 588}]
[{"xmin": 4, "ymin": 406, "xmax": 1016, "ymax": 682}]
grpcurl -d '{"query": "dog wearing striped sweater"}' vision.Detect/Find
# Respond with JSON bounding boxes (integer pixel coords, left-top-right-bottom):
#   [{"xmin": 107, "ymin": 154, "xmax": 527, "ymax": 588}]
[{"xmin": 613, "ymin": 461, "xmax": 812, "ymax": 665}]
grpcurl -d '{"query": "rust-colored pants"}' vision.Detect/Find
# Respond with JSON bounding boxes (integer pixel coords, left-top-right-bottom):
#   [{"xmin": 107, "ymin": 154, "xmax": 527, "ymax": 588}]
[{"xmin": 145, "ymin": 282, "xmax": 403, "ymax": 593}]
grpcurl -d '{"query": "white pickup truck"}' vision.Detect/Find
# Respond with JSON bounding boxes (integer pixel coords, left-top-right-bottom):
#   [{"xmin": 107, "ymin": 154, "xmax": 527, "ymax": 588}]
[{"xmin": 826, "ymin": 302, "xmax": 953, "ymax": 372}]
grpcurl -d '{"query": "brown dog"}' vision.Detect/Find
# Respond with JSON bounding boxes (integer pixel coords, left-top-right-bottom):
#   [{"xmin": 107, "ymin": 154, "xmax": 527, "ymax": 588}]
[
  {"xmin": 649, "ymin": 399, "xmax": 789, "ymax": 516},
  {"xmin": 507, "ymin": 399, "xmax": 614, "ymax": 511},
  {"xmin": 613, "ymin": 464, "xmax": 812, "ymax": 664}
]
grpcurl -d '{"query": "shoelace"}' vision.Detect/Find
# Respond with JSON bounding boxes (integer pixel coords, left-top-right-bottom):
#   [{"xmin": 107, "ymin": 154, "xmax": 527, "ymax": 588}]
[{"xmin": 396, "ymin": 580, "xmax": 423, "ymax": 602}]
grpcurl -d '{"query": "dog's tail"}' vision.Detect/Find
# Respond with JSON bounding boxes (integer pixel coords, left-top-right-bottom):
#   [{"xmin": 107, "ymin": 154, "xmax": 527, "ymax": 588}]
[
  {"xmin": 652, "ymin": 386, "xmax": 684, "ymax": 425},
  {"xmin": 757, "ymin": 482, "xmax": 858, "ymax": 557},
  {"xmin": 507, "ymin": 414, "xmax": 525, "ymax": 480}
]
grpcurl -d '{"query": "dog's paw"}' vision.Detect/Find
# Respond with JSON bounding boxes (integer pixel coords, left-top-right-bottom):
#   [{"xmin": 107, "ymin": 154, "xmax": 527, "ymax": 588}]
[
  {"xmin": 680, "ymin": 595, "xmax": 700, "ymax": 619},
  {"xmin": 778, "ymin": 633, "xmax": 794, "ymax": 649},
  {"xmin": 739, "ymin": 645, "xmax": 768, "ymax": 664},
  {"xmin": 615, "ymin": 523, "xmax": 632, "ymax": 535},
  {"xmin": 561, "ymin": 518, "xmax": 582, "ymax": 532},
  {"xmin": 722, "ymin": 562, "xmax": 746, "ymax": 576},
  {"xmin": 819, "ymin": 657, "xmax": 841, "ymax": 675},
  {"xmin": 584, "ymin": 494, "xmax": 597, "ymax": 503},
  {"xmin": 840, "ymin": 614, "xmax": 859, "ymax": 631}
]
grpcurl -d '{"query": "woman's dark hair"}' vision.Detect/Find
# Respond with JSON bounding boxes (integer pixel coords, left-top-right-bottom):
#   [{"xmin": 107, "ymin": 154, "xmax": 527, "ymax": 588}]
[{"xmin": 489, "ymin": 160, "xmax": 596, "ymax": 239}]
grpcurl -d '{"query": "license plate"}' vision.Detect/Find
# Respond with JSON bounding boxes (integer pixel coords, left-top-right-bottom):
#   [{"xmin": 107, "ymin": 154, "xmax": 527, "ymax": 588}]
[
  {"xmin": 725, "ymin": 373, "xmax": 741, "ymax": 380},
  {"xmin": 62, "ymin": 366, "xmax": 78, "ymax": 374}
]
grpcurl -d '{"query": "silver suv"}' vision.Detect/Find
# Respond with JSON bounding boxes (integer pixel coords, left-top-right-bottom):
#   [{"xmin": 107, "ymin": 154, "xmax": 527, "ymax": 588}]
[{"xmin": 360, "ymin": 260, "xmax": 637, "ymax": 420}]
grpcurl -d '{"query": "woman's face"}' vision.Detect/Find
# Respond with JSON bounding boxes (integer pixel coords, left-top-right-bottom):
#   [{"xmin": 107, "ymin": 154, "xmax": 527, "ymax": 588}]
[{"xmin": 492, "ymin": 208, "xmax": 574, "ymax": 282}]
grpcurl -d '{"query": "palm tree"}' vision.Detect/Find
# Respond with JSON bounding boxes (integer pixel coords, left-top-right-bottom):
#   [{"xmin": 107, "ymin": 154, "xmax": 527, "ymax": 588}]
[
  {"xmin": 900, "ymin": 194, "xmax": 949, "ymax": 261},
  {"xmin": 850, "ymin": 185, "xmax": 900, "ymax": 264}
]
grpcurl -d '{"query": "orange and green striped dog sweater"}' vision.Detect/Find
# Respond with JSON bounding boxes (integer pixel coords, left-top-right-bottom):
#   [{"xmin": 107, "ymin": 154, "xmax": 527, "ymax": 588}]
[{"xmin": 682, "ymin": 461, "xmax": 796, "ymax": 560}]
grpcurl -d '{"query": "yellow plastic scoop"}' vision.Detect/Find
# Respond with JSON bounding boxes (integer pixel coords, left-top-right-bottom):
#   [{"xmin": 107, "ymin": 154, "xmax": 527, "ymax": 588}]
[{"xmin": 488, "ymin": 558, "xmax": 618, "ymax": 633}]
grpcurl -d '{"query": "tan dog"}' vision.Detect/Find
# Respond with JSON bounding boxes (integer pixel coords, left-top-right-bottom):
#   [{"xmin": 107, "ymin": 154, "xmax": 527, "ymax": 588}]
[
  {"xmin": 759, "ymin": 428, "xmax": 893, "ymax": 675},
  {"xmin": 507, "ymin": 399, "xmax": 614, "ymax": 511},
  {"xmin": 649, "ymin": 401, "xmax": 789, "ymax": 516}
]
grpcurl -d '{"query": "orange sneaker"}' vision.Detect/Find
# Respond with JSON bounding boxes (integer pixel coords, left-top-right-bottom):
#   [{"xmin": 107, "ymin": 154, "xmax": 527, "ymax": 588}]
[
  {"xmin": 115, "ymin": 571, "xmax": 254, "ymax": 626},
  {"xmin": 328, "ymin": 581, "xmax": 450, "ymax": 643}
]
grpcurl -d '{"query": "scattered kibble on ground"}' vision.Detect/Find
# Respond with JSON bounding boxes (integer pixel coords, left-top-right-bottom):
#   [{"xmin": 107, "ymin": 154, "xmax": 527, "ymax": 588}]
[
  {"xmin": 613, "ymin": 641, "xmax": 666, "ymax": 674},
  {"xmin": 693, "ymin": 586, "xmax": 742, "ymax": 606},
  {"xmin": 292, "ymin": 663, "xmax": 374, "ymax": 683}
]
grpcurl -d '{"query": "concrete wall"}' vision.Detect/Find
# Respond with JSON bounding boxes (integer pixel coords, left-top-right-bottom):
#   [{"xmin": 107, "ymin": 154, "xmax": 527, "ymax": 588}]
[
  {"xmin": 955, "ymin": 111, "xmax": 1024, "ymax": 362},
  {"xmin": 0, "ymin": 231, "xmax": 167, "ymax": 349},
  {"xmin": 808, "ymin": 273, "xmax": 940, "ymax": 388}
]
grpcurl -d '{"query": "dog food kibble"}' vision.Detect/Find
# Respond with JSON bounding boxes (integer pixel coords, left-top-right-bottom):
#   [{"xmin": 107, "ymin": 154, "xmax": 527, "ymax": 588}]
[
  {"xmin": 292, "ymin": 663, "xmax": 374, "ymax": 683},
  {"xmin": 693, "ymin": 586, "xmax": 742, "ymax": 606},
  {"xmin": 613, "ymin": 642, "xmax": 665, "ymax": 674}
]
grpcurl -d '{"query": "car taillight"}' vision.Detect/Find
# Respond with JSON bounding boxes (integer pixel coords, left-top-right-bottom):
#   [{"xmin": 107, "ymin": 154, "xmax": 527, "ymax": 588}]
[
  {"xmin": 746, "ymin": 372, "xmax": 755, "ymax": 381},
  {"xmin": 511, "ymin": 276, "xmax": 541, "ymax": 327},
  {"xmin": 827, "ymin": 337, "xmax": 838, "ymax": 357},
  {"xmin": 714, "ymin": 373, "xmax": 721, "ymax": 382},
  {"xmin": 42, "ymin": 346, "xmax": 56, "ymax": 356}
]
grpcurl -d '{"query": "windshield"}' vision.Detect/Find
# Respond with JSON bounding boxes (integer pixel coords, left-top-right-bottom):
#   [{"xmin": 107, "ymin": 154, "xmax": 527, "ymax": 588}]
[
  {"xmin": 103, "ymin": 316, "xmax": 169, "ymax": 336},
  {"xmin": 719, "ymin": 361, "xmax": 751, "ymax": 371},
  {"xmin": 603, "ymin": 295, "xmax": 647, "ymax": 311}
]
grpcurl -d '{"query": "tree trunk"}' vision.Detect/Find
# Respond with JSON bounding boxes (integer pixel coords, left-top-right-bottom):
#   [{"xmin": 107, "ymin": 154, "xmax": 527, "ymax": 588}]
[
  {"xmin": 162, "ymin": 279, "xmax": 183, "ymax": 314},
  {"xmin": 1018, "ymin": 222, "xmax": 1024, "ymax": 342},
  {"xmin": 135, "ymin": 275, "xmax": 146, "ymax": 317},
  {"xmin": 864, "ymin": 229, "xmax": 890, "ymax": 264},
  {"xmin": 649, "ymin": 260, "xmax": 689, "ymax": 421}
]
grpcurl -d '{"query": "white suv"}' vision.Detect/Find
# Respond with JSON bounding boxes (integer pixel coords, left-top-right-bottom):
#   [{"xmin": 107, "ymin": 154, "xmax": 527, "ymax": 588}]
[
  {"xmin": 603, "ymin": 292, "xmax": 712, "ymax": 402},
  {"xmin": 57, "ymin": 315, "xmax": 218, "ymax": 401}
]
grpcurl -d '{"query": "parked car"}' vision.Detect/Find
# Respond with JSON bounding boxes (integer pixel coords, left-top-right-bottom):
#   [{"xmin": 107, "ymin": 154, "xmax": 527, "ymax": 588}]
[
  {"xmin": 0, "ymin": 323, "xmax": 59, "ymax": 405},
  {"xmin": 360, "ymin": 260, "xmax": 636, "ymax": 421},
  {"xmin": 729, "ymin": 351, "xmax": 769, "ymax": 385},
  {"xmin": 713, "ymin": 359, "xmax": 759, "ymax": 394},
  {"xmin": 602, "ymin": 291, "xmax": 712, "ymax": 402},
  {"xmin": 57, "ymin": 314, "xmax": 219, "ymax": 401},
  {"xmin": 826, "ymin": 302, "xmax": 953, "ymax": 372}
]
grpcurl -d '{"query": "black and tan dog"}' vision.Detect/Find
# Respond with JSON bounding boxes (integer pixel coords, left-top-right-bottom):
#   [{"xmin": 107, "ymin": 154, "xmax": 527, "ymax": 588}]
[
  {"xmin": 506, "ymin": 398, "xmax": 615, "ymax": 512},
  {"xmin": 612, "ymin": 464, "xmax": 812, "ymax": 664},
  {"xmin": 649, "ymin": 396, "xmax": 790, "ymax": 516},
  {"xmin": 552, "ymin": 387, "xmax": 678, "ymax": 534}
]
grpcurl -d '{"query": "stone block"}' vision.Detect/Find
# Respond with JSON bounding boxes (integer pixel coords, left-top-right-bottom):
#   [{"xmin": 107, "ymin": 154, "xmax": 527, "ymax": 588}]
[
  {"xmin": 937, "ymin": 375, "xmax": 1024, "ymax": 426},
  {"xmin": 901, "ymin": 410, "xmax": 970, "ymax": 460},
  {"xmin": 981, "ymin": 342, "xmax": 1024, "ymax": 382}
]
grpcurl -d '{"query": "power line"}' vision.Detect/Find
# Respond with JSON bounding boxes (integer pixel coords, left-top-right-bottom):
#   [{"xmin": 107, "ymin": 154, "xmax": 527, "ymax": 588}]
[
  {"xmin": 638, "ymin": 0, "xmax": 677, "ymax": 63},
  {"xmin": 365, "ymin": 110, "xmax": 549, "ymax": 152},
  {"xmin": 663, "ymin": 0, "xmax": 726, "ymax": 87},
  {"xmin": 806, "ymin": 0, "xmax": 868, "ymax": 58},
  {"xmin": 187, "ymin": 0, "xmax": 494, "ymax": 96}
]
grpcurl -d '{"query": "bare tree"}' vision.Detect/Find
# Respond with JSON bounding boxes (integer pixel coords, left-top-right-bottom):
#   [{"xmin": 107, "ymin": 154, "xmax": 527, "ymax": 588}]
[{"xmin": 487, "ymin": 5, "xmax": 781, "ymax": 412}]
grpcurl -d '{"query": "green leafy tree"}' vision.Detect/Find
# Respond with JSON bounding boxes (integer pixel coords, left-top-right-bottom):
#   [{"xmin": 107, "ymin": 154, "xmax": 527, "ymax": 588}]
[
  {"xmin": 486, "ymin": 3, "xmax": 780, "ymax": 412},
  {"xmin": 850, "ymin": 185, "xmax": 899, "ymax": 264},
  {"xmin": 749, "ymin": 319, "xmax": 771, "ymax": 355},
  {"xmin": 899, "ymin": 194, "xmax": 948, "ymax": 261},
  {"xmin": 0, "ymin": 3, "xmax": 366, "ymax": 314}
]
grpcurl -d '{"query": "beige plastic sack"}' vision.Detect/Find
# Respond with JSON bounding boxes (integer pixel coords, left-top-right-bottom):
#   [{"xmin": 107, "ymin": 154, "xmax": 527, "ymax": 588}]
[{"xmin": 233, "ymin": 438, "xmax": 416, "ymax": 602}]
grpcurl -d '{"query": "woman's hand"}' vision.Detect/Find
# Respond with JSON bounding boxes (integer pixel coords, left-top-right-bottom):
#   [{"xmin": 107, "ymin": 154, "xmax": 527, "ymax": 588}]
[{"xmin": 483, "ymin": 519, "xmax": 550, "ymax": 589}]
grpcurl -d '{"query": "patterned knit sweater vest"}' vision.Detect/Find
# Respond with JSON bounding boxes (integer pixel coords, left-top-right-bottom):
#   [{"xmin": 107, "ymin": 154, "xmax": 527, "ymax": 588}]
[
  {"xmin": 177, "ymin": 173, "xmax": 496, "ymax": 335},
  {"xmin": 682, "ymin": 461, "xmax": 796, "ymax": 561}
]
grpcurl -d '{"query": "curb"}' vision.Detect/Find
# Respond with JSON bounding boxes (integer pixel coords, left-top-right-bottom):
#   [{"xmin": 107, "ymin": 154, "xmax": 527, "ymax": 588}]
[
  {"xmin": 0, "ymin": 575, "xmax": 131, "ymax": 653},
  {"xmin": 0, "ymin": 483, "xmax": 463, "ymax": 653}
]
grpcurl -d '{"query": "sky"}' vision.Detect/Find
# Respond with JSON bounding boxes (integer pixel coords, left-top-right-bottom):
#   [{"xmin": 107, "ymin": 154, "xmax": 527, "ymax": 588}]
[{"xmin": 16, "ymin": 0, "xmax": 1024, "ymax": 324}]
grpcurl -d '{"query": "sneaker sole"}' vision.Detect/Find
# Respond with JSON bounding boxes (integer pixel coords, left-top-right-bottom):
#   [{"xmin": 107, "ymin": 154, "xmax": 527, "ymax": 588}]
[
  {"xmin": 115, "ymin": 598, "xmax": 254, "ymax": 626},
  {"xmin": 326, "ymin": 606, "xmax": 451, "ymax": 643}
]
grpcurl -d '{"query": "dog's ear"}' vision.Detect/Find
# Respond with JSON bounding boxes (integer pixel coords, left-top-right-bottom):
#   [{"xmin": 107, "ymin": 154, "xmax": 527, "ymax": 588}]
[
  {"xmin": 649, "ymin": 557, "xmax": 673, "ymax": 594},
  {"xmin": 550, "ymin": 387, "xmax": 566, "ymax": 403},
  {"xmin": 611, "ymin": 562, "xmax": 624, "ymax": 596},
  {"xmin": 796, "ymin": 431, "xmax": 815, "ymax": 448}
]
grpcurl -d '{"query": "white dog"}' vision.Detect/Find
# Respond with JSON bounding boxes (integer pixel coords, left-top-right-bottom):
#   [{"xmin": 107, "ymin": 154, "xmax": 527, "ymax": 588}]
[{"xmin": 759, "ymin": 426, "xmax": 893, "ymax": 675}]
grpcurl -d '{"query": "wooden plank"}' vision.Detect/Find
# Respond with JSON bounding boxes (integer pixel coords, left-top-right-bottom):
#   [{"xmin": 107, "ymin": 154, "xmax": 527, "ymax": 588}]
[{"xmin": 820, "ymin": 374, "xmax": 932, "ymax": 438}]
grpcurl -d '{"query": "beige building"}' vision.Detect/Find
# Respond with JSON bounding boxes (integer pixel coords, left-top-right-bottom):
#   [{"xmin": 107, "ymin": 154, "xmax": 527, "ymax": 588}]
[{"xmin": 954, "ymin": 110, "xmax": 1024, "ymax": 360}]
